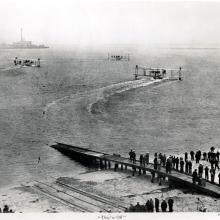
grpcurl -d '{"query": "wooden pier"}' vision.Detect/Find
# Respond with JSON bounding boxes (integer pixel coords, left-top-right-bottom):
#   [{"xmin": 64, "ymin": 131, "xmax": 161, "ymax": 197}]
[{"xmin": 51, "ymin": 142, "xmax": 220, "ymax": 198}]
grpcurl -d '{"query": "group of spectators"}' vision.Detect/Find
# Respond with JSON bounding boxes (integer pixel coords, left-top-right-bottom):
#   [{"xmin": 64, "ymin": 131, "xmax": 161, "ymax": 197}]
[
  {"xmin": 129, "ymin": 150, "xmax": 149, "ymax": 165},
  {"xmin": 125, "ymin": 197, "xmax": 174, "ymax": 212},
  {"xmin": 128, "ymin": 146, "xmax": 220, "ymax": 185},
  {"xmin": 0, "ymin": 205, "xmax": 14, "ymax": 213}
]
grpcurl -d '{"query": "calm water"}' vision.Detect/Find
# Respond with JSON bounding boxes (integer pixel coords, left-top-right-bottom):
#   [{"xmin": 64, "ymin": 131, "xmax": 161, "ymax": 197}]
[{"xmin": 0, "ymin": 47, "xmax": 220, "ymax": 189}]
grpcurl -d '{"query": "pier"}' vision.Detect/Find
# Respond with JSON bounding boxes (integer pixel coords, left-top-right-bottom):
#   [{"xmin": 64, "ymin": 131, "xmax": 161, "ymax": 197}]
[{"xmin": 51, "ymin": 142, "xmax": 220, "ymax": 198}]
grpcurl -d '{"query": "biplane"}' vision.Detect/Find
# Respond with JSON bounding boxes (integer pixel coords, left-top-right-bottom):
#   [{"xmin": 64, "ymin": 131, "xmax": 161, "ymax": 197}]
[
  {"xmin": 13, "ymin": 57, "xmax": 41, "ymax": 67},
  {"xmin": 134, "ymin": 65, "xmax": 183, "ymax": 81},
  {"xmin": 108, "ymin": 53, "xmax": 130, "ymax": 61}
]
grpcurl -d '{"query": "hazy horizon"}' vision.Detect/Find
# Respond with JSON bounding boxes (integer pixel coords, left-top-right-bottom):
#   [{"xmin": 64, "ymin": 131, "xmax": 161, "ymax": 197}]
[{"xmin": 1, "ymin": 0, "xmax": 220, "ymax": 48}]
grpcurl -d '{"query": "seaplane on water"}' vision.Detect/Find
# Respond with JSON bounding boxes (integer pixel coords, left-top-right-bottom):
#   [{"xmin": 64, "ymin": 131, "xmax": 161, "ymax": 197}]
[
  {"xmin": 134, "ymin": 65, "xmax": 183, "ymax": 81},
  {"xmin": 13, "ymin": 57, "xmax": 41, "ymax": 67},
  {"xmin": 108, "ymin": 53, "xmax": 130, "ymax": 61}
]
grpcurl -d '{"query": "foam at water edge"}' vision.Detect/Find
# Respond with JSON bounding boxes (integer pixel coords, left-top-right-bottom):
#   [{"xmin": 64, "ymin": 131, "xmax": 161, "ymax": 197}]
[{"xmin": 87, "ymin": 78, "xmax": 170, "ymax": 114}]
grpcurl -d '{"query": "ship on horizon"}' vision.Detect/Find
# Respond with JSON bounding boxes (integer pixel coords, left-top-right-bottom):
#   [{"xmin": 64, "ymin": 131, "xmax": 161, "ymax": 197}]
[{"xmin": 0, "ymin": 28, "xmax": 49, "ymax": 49}]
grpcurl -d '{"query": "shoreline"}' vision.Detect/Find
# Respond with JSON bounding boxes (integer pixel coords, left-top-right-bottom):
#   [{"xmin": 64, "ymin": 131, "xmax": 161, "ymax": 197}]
[{"xmin": 1, "ymin": 146, "xmax": 220, "ymax": 213}]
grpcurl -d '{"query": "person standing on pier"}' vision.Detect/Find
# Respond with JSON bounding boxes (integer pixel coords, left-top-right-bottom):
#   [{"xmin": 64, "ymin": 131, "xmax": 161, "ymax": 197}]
[
  {"xmin": 188, "ymin": 160, "xmax": 192, "ymax": 174},
  {"xmin": 180, "ymin": 158, "xmax": 184, "ymax": 172},
  {"xmin": 175, "ymin": 157, "xmax": 179, "ymax": 170},
  {"xmin": 154, "ymin": 157, "xmax": 158, "ymax": 170},
  {"xmin": 203, "ymin": 152, "xmax": 207, "ymax": 160},
  {"xmin": 166, "ymin": 158, "xmax": 172, "ymax": 174},
  {"xmin": 172, "ymin": 156, "xmax": 176, "ymax": 168},
  {"xmin": 157, "ymin": 157, "xmax": 161, "ymax": 171},
  {"xmin": 143, "ymin": 155, "xmax": 146, "ymax": 167},
  {"xmin": 185, "ymin": 160, "xmax": 189, "ymax": 174},
  {"xmin": 208, "ymin": 151, "xmax": 211, "ymax": 162},
  {"xmin": 133, "ymin": 151, "xmax": 136, "ymax": 163},
  {"xmin": 129, "ymin": 150, "xmax": 133, "ymax": 161},
  {"xmin": 218, "ymin": 173, "xmax": 220, "ymax": 186},
  {"xmin": 198, "ymin": 164, "xmax": 204, "ymax": 178},
  {"xmin": 205, "ymin": 166, "xmax": 209, "ymax": 180},
  {"xmin": 185, "ymin": 152, "xmax": 188, "ymax": 162},
  {"xmin": 210, "ymin": 167, "xmax": 215, "ymax": 183},
  {"xmin": 161, "ymin": 200, "xmax": 167, "ymax": 212},
  {"xmin": 190, "ymin": 151, "xmax": 195, "ymax": 161},
  {"xmin": 195, "ymin": 151, "xmax": 200, "ymax": 163},
  {"xmin": 145, "ymin": 153, "xmax": 149, "ymax": 165},
  {"xmin": 139, "ymin": 154, "xmax": 143, "ymax": 166},
  {"xmin": 192, "ymin": 169, "xmax": 198, "ymax": 184}
]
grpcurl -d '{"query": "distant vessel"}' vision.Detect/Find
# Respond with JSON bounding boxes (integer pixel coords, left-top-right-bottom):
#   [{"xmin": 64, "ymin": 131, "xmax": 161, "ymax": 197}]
[{"xmin": 0, "ymin": 28, "xmax": 49, "ymax": 49}]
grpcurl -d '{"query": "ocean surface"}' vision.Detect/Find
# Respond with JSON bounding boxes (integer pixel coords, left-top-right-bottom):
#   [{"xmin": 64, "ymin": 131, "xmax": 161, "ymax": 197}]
[{"xmin": 0, "ymin": 47, "xmax": 220, "ymax": 190}]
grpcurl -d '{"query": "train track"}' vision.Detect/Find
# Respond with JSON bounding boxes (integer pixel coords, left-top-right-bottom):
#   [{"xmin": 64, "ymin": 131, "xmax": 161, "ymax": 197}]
[
  {"xmin": 32, "ymin": 180, "xmax": 126, "ymax": 212},
  {"xmin": 55, "ymin": 180, "xmax": 127, "ymax": 210},
  {"xmin": 30, "ymin": 184, "xmax": 89, "ymax": 212}
]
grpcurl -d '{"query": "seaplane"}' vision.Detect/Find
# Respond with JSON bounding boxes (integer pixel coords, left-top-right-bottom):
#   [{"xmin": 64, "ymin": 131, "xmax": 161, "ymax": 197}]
[
  {"xmin": 13, "ymin": 57, "xmax": 41, "ymax": 67},
  {"xmin": 134, "ymin": 65, "xmax": 183, "ymax": 81},
  {"xmin": 108, "ymin": 53, "xmax": 130, "ymax": 61}
]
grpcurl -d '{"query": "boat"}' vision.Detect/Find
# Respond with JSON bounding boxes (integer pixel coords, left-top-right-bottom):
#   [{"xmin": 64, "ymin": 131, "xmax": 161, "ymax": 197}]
[{"xmin": 0, "ymin": 28, "xmax": 49, "ymax": 49}]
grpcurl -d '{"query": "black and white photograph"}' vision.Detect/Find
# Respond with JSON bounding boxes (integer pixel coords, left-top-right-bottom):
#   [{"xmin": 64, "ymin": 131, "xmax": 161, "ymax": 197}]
[{"xmin": 0, "ymin": 0, "xmax": 220, "ymax": 217}]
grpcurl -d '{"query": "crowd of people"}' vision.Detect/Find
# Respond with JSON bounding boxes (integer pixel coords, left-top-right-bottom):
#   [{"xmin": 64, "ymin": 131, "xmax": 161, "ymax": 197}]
[
  {"xmin": 128, "ymin": 147, "xmax": 220, "ymax": 185},
  {"xmin": 125, "ymin": 197, "xmax": 174, "ymax": 212},
  {"xmin": 0, "ymin": 205, "xmax": 14, "ymax": 213}
]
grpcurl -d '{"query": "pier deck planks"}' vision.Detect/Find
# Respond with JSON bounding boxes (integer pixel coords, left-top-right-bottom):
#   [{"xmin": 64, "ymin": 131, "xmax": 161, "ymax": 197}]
[{"xmin": 52, "ymin": 143, "xmax": 220, "ymax": 198}]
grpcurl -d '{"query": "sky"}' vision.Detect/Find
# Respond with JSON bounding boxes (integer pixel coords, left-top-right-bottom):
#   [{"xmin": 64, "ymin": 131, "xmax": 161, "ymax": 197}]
[{"xmin": 0, "ymin": 0, "xmax": 220, "ymax": 47}]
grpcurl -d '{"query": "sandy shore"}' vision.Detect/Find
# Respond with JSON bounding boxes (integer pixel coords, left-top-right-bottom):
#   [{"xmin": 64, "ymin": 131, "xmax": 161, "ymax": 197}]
[{"xmin": 0, "ymin": 167, "xmax": 220, "ymax": 213}]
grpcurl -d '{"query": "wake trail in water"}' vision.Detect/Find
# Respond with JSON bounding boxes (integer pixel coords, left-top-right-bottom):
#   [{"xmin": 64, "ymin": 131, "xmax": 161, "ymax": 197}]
[
  {"xmin": 87, "ymin": 78, "xmax": 171, "ymax": 114},
  {"xmin": 44, "ymin": 77, "xmax": 174, "ymax": 116},
  {"xmin": 0, "ymin": 66, "xmax": 22, "ymax": 72}
]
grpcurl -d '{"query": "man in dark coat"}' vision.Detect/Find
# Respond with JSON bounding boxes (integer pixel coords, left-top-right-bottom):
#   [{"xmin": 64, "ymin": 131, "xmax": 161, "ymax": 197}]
[
  {"xmin": 149, "ymin": 198, "xmax": 154, "ymax": 212},
  {"xmin": 176, "ymin": 157, "xmax": 179, "ymax": 170},
  {"xmin": 203, "ymin": 152, "xmax": 207, "ymax": 160},
  {"xmin": 139, "ymin": 154, "xmax": 143, "ymax": 166},
  {"xmin": 172, "ymin": 156, "xmax": 176, "ymax": 168},
  {"xmin": 133, "ymin": 151, "xmax": 136, "ymax": 163},
  {"xmin": 185, "ymin": 160, "xmax": 189, "ymax": 173},
  {"xmin": 192, "ymin": 169, "xmax": 198, "ymax": 184},
  {"xmin": 198, "ymin": 164, "xmax": 203, "ymax": 178},
  {"xmin": 129, "ymin": 150, "xmax": 133, "ymax": 161},
  {"xmin": 180, "ymin": 159, "xmax": 184, "ymax": 172},
  {"xmin": 161, "ymin": 200, "xmax": 167, "ymax": 212},
  {"xmin": 205, "ymin": 166, "xmax": 209, "ymax": 180},
  {"xmin": 145, "ymin": 200, "xmax": 150, "ymax": 212},
  {"xmin": 188, "ymin": 160, "xmax": 192, "ymax": 174},
  {"xmin": 190, "ymin": 151, "xmax": 195, "ymax": 161},
  {"xmin": 155, "ymin": 198, "xmax": 159, "ymax": 212},
  {"xmin": 185, "ymin": 152, "xmax": 188, "ymax": 162},
  {"xmin": 168, "ymin": 198, "xmax": 174, "ymax": 212},
  {"xmin": 166, "ymin": 161, "xmax": 169, "ymax": 173},
  {"xmin": 154, "ymin": 157, "xmax": 158, "ymax": 170},
  {"xmin": 195, "ymin": 151, "xmax": 200, "ymax": 163}
]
